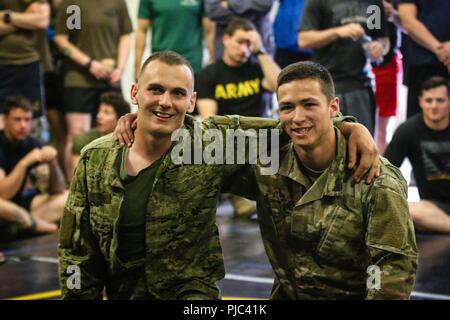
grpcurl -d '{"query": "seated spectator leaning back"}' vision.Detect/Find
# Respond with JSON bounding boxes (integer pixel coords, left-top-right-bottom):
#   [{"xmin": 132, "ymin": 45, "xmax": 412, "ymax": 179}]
[
  {"xmin": 0, "ymin": 96, "xmax": 68, "ymax": 242},
  {"xmin": 385, "ymin": 76, "xmax": 450, "ymax": 233}
]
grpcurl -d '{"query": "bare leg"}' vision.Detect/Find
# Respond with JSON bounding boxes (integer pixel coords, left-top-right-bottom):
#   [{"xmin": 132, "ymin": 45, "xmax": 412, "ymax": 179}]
[
  {"xmin": 64, "ymin": 113, "xmax": 91, "ymax": 180},
  {"xmin": 30, "ymin": 190, "xmax": 69, "ymax": 224},
  {"xmin": 47, "ymin": 109, "xmax": 67, "ymax": 177},
  {"xmin": 0, "ymin": 198, "xmax": 57, "ymax": 234},
  {"xmin": 409, "ymin": 200, "xmax": 450, "ymax": 233},
  {"xmin": 375, "ymin": 114, "xmax": 391, "ymax": 155}
]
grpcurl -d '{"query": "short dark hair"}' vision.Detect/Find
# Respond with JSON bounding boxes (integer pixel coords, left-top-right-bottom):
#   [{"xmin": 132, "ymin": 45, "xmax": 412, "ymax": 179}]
[
  {"xmin": 3, "ymin": 95, "xmax": 34, "ymax": 115},
  {"xmin": 139, "ymin": 51, "xmax": 194, "ymax": 82},
  {"xmin": 277, "ymin": 61, "xmax": 335, "ymax": 102},
  {"xmin": 420, "ymin": 76, "xmax": 449, "ymax": 96},
  {"xmin": 224, "ymin": 18, "xmax": 256, "ymax": 36},
  {"xmin": 99, "ymin": 91, "xmax": 131, "ymax": 118}
]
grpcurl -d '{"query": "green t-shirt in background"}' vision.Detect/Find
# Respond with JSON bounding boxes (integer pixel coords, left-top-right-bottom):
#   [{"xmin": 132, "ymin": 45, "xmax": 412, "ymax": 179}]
[
  {"xmin": 0, "ymin": 0, "xmax": 47, "ymax": 65},
  {"xmin": 138, "ymin": 0, "xmax": 205, "ymax": 73},
  {"xmin": 72, "ymin": 128, "xmax": 102, "ymax": 155},
  {"xmin": 55, "ymin": 0, "xmax": 133, "ymax": 88}
]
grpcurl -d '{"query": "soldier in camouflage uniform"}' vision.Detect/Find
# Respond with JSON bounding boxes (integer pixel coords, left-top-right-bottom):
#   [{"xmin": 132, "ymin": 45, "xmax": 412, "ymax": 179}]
[
  {"xmin": 58, "ymin": 51, "xmax": 230, "ymax": 299},
  {"xmin": 60, "ymin": 51, "xmax": 380, "ymax": 299},
  {"xmin": 225, "ymin": 62, "xmax": 418, "ymax": 299}
]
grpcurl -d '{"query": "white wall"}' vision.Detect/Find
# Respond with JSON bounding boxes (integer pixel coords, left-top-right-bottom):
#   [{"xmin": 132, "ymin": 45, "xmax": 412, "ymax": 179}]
[{"xmin": 121, "ymin": 0, "xmax": 150, "ymax": 111}]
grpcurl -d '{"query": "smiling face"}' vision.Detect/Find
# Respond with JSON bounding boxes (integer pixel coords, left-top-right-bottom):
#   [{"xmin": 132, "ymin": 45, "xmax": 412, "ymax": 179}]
[
  {"xmin": 278, "ymin": 78, "xmax": 339, "ymax": 152},
  {"xmin": 130, "ymin": 59, "xmax": 196, "ymax": 139}
]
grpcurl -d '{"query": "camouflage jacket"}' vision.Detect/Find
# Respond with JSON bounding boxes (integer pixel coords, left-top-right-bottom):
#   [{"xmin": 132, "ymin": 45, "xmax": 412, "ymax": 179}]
[
  {"xmin": 58, "ymin": 115, "xmax": 245, "ymax": 300},
  {"xmin": 228, "ymin": 129, "xmax": 418, "ymax": 299},
  {"xmin": 59, "ymin": 114, "xmax": 353, "ymax": 299}
]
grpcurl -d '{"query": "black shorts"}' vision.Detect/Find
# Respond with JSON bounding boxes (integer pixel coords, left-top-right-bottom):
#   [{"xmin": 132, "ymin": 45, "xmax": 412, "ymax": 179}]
[
  {"xmin": 0, "ymin": 61, "xmax": 45, "ymax": 118},
  {"xmin": 0, "ymin": 219, "xmax": 19, "ymax": 242},
  {"xmin": 14, "ymin": 188, "xmax": 39, "ymax": 211},
  {"xmin": 430, "ymin": 200, "xmax": 450, "ymax": 215},
  {"xmin": 44, "ymin": 71, "xmax": 63, "ymax": 111},
  {"xmin": 62, "ymin": 86, "xmax": 122, "ymax": 115}
]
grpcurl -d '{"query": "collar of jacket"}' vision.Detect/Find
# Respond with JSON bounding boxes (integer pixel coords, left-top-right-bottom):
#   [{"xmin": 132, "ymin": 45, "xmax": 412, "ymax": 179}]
[{"xmin": 277, "ymin": 127, "xmax": 348, "ymax": 207}]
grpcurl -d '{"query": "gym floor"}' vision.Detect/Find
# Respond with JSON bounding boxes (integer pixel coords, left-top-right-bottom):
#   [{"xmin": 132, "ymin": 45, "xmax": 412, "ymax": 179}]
[{"xmin": 1, "ymin": 200, "xmax": 449, "ymax": 300}]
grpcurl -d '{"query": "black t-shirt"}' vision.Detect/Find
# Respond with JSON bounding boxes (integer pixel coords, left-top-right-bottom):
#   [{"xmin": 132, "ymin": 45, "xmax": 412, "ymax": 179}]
[
  {"xmin": 0, "ymin": 131, "xmax": 41, "ymax": 203},
  {"xmin": 398, "ymin": 0, "xmax": 450, "ymax": 66},
  {"xmin": 384, "ymin": 114, "xmax": 450, "ymax": 203},
  {"xmin": 300, "ymin": 0, "xmax": 388, "ymax": 93},
  {"xmin": 116, "ymin": 147, "xmax": 163, "ymax": 263},
  {"xmin": 196, "ymin": 59, "xmax": 271, "ymax": 117}
]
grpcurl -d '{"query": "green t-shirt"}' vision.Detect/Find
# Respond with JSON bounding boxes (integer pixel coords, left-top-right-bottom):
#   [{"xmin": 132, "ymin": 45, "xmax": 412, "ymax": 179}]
[
  {"xmin": 0, "ymin": 0, "xmax": 47, "ymax": 65},
  {"xmin": 116, "ymin": 147, "xmax": 163, "ymax": 263},
  {"xmin": 72, "ymin": 128, "xmax": 102, "ymax": 155},
  {"xmin": 55, "ymin": 0, "xmax": 133, "ymax": 88},
  {"xmin": 138, "ymin": 0, "xmax": 205, "ymax": 73}
]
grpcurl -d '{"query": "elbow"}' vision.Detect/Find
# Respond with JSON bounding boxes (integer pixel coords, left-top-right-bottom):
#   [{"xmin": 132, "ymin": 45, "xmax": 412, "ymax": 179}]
[
  {"xmin": 398, "ymin": 15, "xmax": 413, "ymax": 33},
  {"xmin": 0, "ymin": 189, "xmax": 13, "ymax": 201},
  {"xmin": 36, "ymin": 14, "xmax": 50, "ymax": 29},
  {"xmin": 298, "ymin": 33, "xmax": 312, "ymax": 49},
  {"xmin": 54, "ymin": 36, "xmax": 67, "ymax": 51}
]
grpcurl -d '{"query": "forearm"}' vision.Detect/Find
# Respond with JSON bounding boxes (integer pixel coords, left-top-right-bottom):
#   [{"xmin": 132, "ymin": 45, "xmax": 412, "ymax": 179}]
[
  {"xmin": 48, "ymin": 161, "xmax": 67, "ymax": 195},
  {"xmin": 203, "ymin": 17, "xmax": 216, "ymax": 61},
  {"xmin": 134, "ymin": 28, "xmax": 147, "ymax": 75},
  {"xmin": 8, "ymin": 11, "xmax": 49, "ymax": 30},
  {"xmin": 400, "ymin": 14, "xmax": 441, "ymax": 54},
  {"xmin": 298, "ymin": 28, "xmax": 340, "ymax": 49},
  {"xmin": 59, "ymin": 161, "xmax": 104, "ymax": 299},
  {"xmin": 367, "ymin": 253, "xmax": 417, "ymax": 299},
  {"xmin": 116, "ymin": 34, "xmax": 131, "ymax": 71},
  {"xmin": 0, "ymin": 162, "xmax": 29, "ymax": 200},
  {"xmin": 258, "ymin": 53, "xmax": 281, "ymax": 92},
  {"xmin": 333, "ymin": 114, "xmax": 357, "ymax": 135},
  {"xmin": 54, "ymin": 35, "xmax": 91, "ymax": 68}
]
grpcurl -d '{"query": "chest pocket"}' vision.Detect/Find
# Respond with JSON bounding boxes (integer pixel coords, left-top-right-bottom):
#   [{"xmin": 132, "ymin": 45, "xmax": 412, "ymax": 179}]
[
  {"xmin": 290, "ymin": 205, "xmax": 322, "ymax": 248},
  {"xmin": 316, "ymin": 206, "xmax": 365, "ymax": 265}
]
